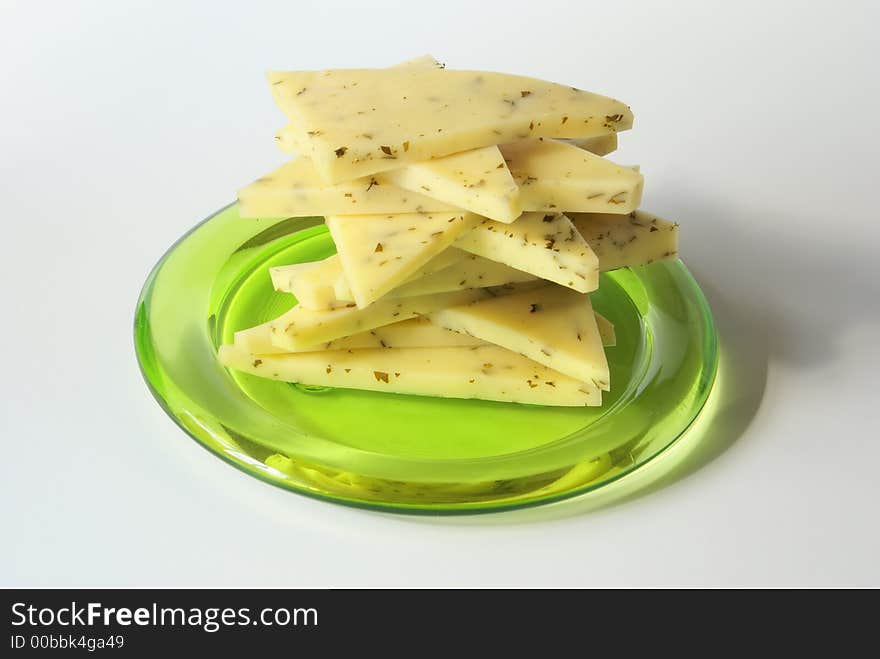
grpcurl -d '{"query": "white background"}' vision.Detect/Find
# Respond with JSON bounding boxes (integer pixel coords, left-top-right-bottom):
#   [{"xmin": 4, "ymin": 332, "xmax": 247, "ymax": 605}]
[{"xmin": 2, "ymin": 0, "xmax": 878, "ymax": 587}]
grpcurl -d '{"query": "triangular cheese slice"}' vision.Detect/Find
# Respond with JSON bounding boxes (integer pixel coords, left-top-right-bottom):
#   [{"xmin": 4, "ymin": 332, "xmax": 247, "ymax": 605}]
[
  {"xmin": 570, "ymin": 210, "xmax": 679, "ymax": 271},
  {"xmin": 238, "ymin": 157, "xmax": 455, "ymax": 218},
  {"xmin": 271, "ymin": 248, "xmax": 472, "ymax": 310},
  {"xmin": 268, "ymin": 260, "xmax": 318, "ymax": 290},
  {"xmin": 235, "ymin": 316, "xmax": 486, "ymax": 355},
  {"xmin": 454, "ymin": 212, "xmax": 599, "ymax": 292},
  {"xmin": 430, "ymin": 284, "xmax": 610, "ymax": 390},
  {"xmin": 326, "ymin": 211, "xmax": 479, "ymax": 308},
  {"xmin": 380, "ymin": 146, "xmax": 521, "ymax": 222},
  {"xmin": 268, "ymin": 288, "xmax": 490, "ymax": 350},
  {"xmin": 219, "ymin": 344, "xmax": 600, "ymax": 407},
  {"xmin": 269, "ymin": 256, "xmax": 340, "ymax": 309},
  {"xmin": 268, "ymin": 68, "xmax": 632, "ymax": 183},
  {"xmin": 594, "ymin": 312, "xmax": 616, "ymax": 347},
  {"xmin": 400, "ymin": 245, "xmax": 470, "ymax": 277},
  {"xmin": 236, "ymin": 311, "xmax": 612, "ymax": 355},
  {"xmin": 385, "ymin": 254, "xmax": 536, "ymax": 298},
  {"xmin": 568, "ymin": 133, "xmax": 618, "ymax": 156},
  {"xmin": 501, "ymin": 139, "xmax": 643, "ymax": 214},
  {"xmin": 332, "ymin": 246, "xmax": 468, "ymax": 303}
]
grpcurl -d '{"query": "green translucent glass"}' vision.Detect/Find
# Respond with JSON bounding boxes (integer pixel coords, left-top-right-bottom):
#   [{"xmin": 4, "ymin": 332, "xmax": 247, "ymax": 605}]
[{"xmin": 134, "ymin": 204, "xmax": 718, "ymax": 514}]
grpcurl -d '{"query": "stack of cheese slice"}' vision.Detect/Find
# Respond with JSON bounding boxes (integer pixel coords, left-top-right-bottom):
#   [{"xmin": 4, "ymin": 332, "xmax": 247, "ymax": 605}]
[{"xmin": 220, "ymin": 56, "xmax": 679, "ymax": 407}]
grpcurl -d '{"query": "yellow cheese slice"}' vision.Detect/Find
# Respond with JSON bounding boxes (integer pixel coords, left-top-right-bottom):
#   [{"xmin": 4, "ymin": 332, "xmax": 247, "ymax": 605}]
[
  {"xmin": 268, "ymin": 288, "xmax": 491, "ymax": 350},
  {"xmin": 271, "ymin": 248, "xmax": 470, "ymax": 310},
  {"xmin": 268, "ymin": 260, "xmax": 316, "ymax": 290},
  {"xmin": 238, "ymin": 157, "xmax": 456, "ymax": 218},
  {"xmin": 568, "ymin": 133, "xmax": 618, "ymax": 156},
  {"xmin": 219, "ymin": 344, "xmax": 601, "ymax": 407},
  {"xmin": 269, "ymin": 256, "xmax": 340, "ymax": 310},
  {"xmin": 326, "ymin": 211, "xmax": 479, "ymax": 308},
  {"xmin": 430, "ymin": 284, "xmax": 609, "ymax": 389},
  {"xmin": 595, "ymin": 312, "xmax": 616, "ymax": 347},
  {"xmin": 391, "ymin": 254, "xmax": 536, "ymax": 297},
  {"xmin": 570, "ymin": 210, "xmax": 679, "ymax": 270},
  {"xmin": 237, "ymin": 312, "xmax": 612, "ymax": 355},
  {"xmin": 454, "ymin": 212, "xmax": 599, "ymax": 293},
  {"xmin": 400, "ymin": 245, "xmax": 470, "ymax": 277},
  {"xmin": 268, "ymin": 68, "xmax": 632, "ymax": 183},
  {"xmin": 364, "ymin": 253, "xmax": 535, "ymax": 299},
  {"xmin": 381, "ymin": 146, "xmax": 521, "ymax": 223},
  {"xmin": 332, "ymin": 246, "xmax": 467, "ymax": 303},
  {"xmin": 501, "ymin": 139, "xmax": 643, "ymax": 214},
  {"xmin": 235, "ymin": 316, "xmax": 486, "ymax": 355}
]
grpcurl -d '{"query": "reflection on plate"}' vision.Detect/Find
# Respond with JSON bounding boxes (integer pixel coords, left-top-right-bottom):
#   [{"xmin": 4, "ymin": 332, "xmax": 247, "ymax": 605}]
[{"xmin": 135, "ymin": 204, "xmax": 718, "ymax": 514}]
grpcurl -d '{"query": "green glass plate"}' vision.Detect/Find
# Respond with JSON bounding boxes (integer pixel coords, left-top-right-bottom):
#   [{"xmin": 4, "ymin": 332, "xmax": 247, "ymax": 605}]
[{"xmin": 134, "ymin": 204, "xmax": 718, "ymax": 514}]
